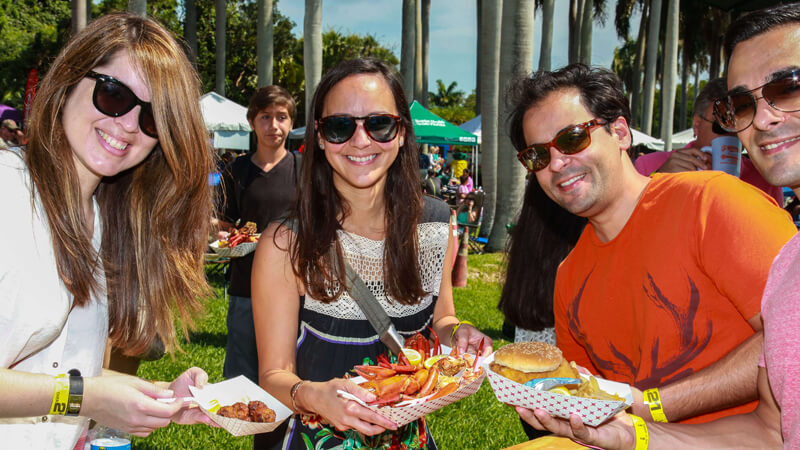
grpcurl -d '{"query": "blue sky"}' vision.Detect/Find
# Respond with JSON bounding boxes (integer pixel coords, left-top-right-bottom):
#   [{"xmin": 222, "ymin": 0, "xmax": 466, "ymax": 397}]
[{"xmin": 280, "ymin": 1, "xmax": 640, "ymax": 95}]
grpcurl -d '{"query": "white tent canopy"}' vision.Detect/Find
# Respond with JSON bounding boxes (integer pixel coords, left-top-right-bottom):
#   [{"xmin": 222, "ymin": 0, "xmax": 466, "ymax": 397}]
[
  {"xmin": 458, "ymin": 115, "xmax": 482, "ymax": 144},
  {"xmin": 199, "ymin": 92, "xmax": 251, "ymax": 150}
]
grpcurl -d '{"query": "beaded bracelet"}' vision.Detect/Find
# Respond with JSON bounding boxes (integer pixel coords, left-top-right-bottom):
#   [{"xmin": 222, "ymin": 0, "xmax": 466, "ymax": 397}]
[{"xmin": 290, "ymin": 380, "xmax": 310, "ymax": 413}]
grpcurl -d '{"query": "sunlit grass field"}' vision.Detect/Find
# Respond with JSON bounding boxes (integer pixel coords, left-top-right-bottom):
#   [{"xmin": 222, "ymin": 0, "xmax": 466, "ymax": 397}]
[{"xmin": 133, "ymin": 253, "xmax": 528, "ymax": 449}]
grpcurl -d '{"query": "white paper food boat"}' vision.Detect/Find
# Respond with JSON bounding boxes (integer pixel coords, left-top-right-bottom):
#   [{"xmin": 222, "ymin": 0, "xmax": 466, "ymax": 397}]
[
  {"xmin": 337, "ymin": 350, "xmax": 487, "ymax": 428},
  {"xmin": 482, "ymin": 353, "xmax": 632, "ymax": 426},
  {"xmin": 209, "ymin": 239, "xmax": 257, "ymax": 258},
  {"xmin": 189, "ymin": 376, "xmax": 293, "ymax": 436}
]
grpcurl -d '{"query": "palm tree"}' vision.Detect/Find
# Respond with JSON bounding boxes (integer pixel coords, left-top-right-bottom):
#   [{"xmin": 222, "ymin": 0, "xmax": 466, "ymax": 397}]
[
  {"xmin": 479, "ymin": 0, "xmax": 502, "ymax": 237},
  {"xmin": 569, "ymin": 0, "xmax": 584, "ymax": 63},
  {"xmin": 128, "ymin": 0, "xmax": 145, "ymax": 15},
  {"xmin": 215, "ymin": 0, "xmax": 226, "ymax": 96},
  {"xmin": 475, "ymin": 0, "xmax": 482, "ymax": 114},
  {"xmin": 429, "ymin": 80, "xmax": 465, "ymax": 108},
  {"xmin": 579, "ymin": 0, "xmax": 594, "ymax": 65},
  {"xmin": 185, "ymin": 0, "xmax": 198, "ymax": 65},
  {"xmin": 257, "ymin": 0, "xmax": 274, "ymax": 87},
  {"xmin": 539, "ymin": 0, "xmax": 555, "ymax": 71},
  {"xmin": 660, "ymin": 0, "xmax": 679, "ymax": 149},
  {"xmin": 401, "ymin": 0, "xmax": 416, "ymax": 101},
  {"xmin": 304, "ymin": 0, "xmax": 322, "ymax": 121},
  {"xmin": 421, "ymin": 0, "xmax": 430, "ymax": 107},
  {"xmin": 631, "ymin": 1, "xmax": 647, "ymax": 128},
  {"xmin": 489, "ymin": 0, "xmax": 533, "ymax": 251},
  {"xmin": 72, "ymin": 0, "xmax": 88, "ymax": 34},
  {"xmin": 641, "ymin": 0, "xmax": 662, "ymax": 135}
]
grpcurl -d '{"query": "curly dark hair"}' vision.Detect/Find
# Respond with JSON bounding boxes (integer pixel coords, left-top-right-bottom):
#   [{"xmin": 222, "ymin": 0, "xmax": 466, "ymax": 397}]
[{"xmin": 507, "ymin": 63, "xmax": 631, "ymax": 153}]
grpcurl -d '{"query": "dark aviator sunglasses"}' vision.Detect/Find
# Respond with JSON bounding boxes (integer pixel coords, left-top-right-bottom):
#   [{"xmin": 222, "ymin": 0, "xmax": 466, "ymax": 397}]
[
  {"xmin": 85, "ymin": 71, "xmax": 158, "ymax": 138},
  {"xmin": 316, "ymin": 114, "xmax": 402, "ymax": 144},
  {"xmin": 713, "ymin": 69, "xmax": 800, "ymax": 133},
  {"xmin": 516, "ymin": 118, "xmax": 608, "ymax": 172}
]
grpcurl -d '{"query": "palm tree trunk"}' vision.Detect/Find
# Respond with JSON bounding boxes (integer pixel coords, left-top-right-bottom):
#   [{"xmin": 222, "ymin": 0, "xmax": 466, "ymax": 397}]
[
  {"xmin": 694, "ymin": 60, "xmax": 700, "ymax": 102},
  {"xmin": 475, "ymin": 0, "xmax": 482, "ymax": 114},
  {"xmin": 257, "ymin": 0, "xmax": 274, "ymax": 87},
  {"xmin": 579, "ymin": 0, "xmax": 593, "ymax": 65},
  {"xmin": 72, "ymin": 0, "xmax": 87, "ymax": 34},
  {"xmin": 86, "ymin": 0, "xmax": 91, "ymax": 21},
  {"xmin": 304, "ymin": 0, "xmax": 322, "ymax": 121},
  {"xmin": 679, "ymin": 46, "xmax": 689, "ymax": 130},
  {"xmin": 185, "ymin": 0, "xmax": 198, "ymax": 65},
  {"xmin": 631, "ymin": 2, "xmax": 647, "ymax": 129},
  {"xmin": 489, "ymin": 0, "xmax": 533, "ymax": 251},
  {"xmin": 401, "ymin": 0, "xmax": 416, "ymax": 102},
  {"xmin": 422, "ymin": 0, "xmax": 430, "ymax": 107},
  {"xmin": 215, "ymin": 0, "xmax": 226, "ymax": 96},
  {"xmin": 128, "ymin": 0, "xmax": 145, "ymax": 15},
  {"xmin": 479, "ymin": 0, "xmax": 502, "ymax": 238},
  {"xmin": 414, "ymin": 0, "xmax": 424, "ymax": 102},
  {"xmin": 539, "ymin": 0, "xmax": 554, "ymax": 71},
  {"xmin": 641, "ymin": 0, "xmax": 662, "ymax": 135},
  {"xmin": 661, "ymin": 0, "xmax": 679, "ymax": 149},
  {"xmin": 569, "ymin": 0, "xmax": 584, "ymax": 64}
]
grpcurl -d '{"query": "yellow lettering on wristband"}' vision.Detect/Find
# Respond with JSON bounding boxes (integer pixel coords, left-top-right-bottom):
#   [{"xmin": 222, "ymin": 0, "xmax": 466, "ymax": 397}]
[
  {"xmin": 450, "ymin": 320, "xmax": 475, "ymax": 340},
  {"xmin": 630, "ymin": 414, "xmax": 650, "ymax": 450},
  {"xmin": 643, "ymin": 387, "xmax": 669, "ymax": 423},
  {"xmin": 49, "ymin": 374, "xmax": 69, "ymax": 415}
]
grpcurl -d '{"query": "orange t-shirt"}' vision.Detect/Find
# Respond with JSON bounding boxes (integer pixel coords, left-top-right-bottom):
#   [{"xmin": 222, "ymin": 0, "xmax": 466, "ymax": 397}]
[{"xmin": 554, "ymin": 171, "xmax": 796, "ymax": 423}]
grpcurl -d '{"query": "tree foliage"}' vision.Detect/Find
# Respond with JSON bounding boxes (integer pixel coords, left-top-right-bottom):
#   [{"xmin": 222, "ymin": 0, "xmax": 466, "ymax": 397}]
[{"xmin": 0, "ymin": 0, "xmax": 398, "ymax": 127}]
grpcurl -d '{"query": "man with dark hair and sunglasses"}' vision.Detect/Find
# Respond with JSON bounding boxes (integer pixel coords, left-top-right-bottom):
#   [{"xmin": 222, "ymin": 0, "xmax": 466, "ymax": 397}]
[
  {"xmin": 633, "ymin": 78, "xmax": 784, "ymax": 205},
  {"xmin": 218, "ymin": 85, "xmax": 301, "ymax": 387},
  {"xmin": 514, "ymin": 5, "xmax": 800, "ymax": 448},
  {"xmin": 505, "ymin": 62, "xmax": 796, "ymax": 435}
]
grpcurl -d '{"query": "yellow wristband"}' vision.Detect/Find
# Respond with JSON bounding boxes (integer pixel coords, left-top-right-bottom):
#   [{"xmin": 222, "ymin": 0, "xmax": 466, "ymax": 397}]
[
  {"xmin": 629, "ymin": 414, "xmax": 649, "ymax": 450},
  {"xmin": 450, "ymin": 320, "xmax": 474, "ymax": 340},
  {"xmin": 643, "ymin": 387, "xmax": 669, "ymax": 423},
  {"xmin": 49, "ymin": 374, "xmax": 70, "ymax": 415}
]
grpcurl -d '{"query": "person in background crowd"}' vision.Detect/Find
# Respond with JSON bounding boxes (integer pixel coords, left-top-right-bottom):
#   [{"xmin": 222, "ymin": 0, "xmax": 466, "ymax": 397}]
[
  {"xmin": 251, "ymin": 58, "xmax": 491, "ymax": 449},
  {"xmin": 634, "ymin": 77, "xmax": 784, "ymax": 205},
  {"xmin": 521, "ymin": 4, "xmax": 800, "ymax": 447},
  {"xmin": 0, "ymin": 119, "xmax": 24, "ymax": 149},
  {"xmin": 218, "ymin": 85, "xmax": 301, "ymax": 387},
  {"xmin": 0, "ymin": 12, "xmax": 215, "ymax": 449},
  {"xmin": 506, "ymin": 63, "xmax": 795, "ymax": 428}
]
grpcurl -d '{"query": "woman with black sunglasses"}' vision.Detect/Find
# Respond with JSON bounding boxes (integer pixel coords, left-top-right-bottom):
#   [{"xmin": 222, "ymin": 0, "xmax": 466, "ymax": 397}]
[
  {"xmin": 0, "ymin": 12, "xmax": 215, "ymax": 448},
  {"xmin": 250, "ymin": 58, "xmax": 492, "ymax": 449}
]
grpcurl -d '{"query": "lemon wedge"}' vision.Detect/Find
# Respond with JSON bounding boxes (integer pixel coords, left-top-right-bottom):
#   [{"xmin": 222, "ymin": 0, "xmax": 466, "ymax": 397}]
[
  {"xmin": 423, "ymin": 354, "xmax": 449, "ymax": 369},
  {"xmin": 548, "ymin": 386, "xmax": 572, "ymax": 396},
  {"xmin": 402, "ymin": 348, "xmax": 423, "ymax": 366}
]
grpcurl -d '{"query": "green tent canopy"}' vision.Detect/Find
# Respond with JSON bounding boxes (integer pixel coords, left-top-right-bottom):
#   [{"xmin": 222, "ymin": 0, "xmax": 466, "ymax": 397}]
[{"xmin": 409, "ymin": 101, "xmax": 478, "ymax": 146}]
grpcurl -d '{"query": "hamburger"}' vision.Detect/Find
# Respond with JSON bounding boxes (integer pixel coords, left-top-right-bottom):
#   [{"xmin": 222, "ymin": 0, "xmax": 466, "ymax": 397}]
[{"xmin": 489, "ymin": 341, "xmax": 579, "ymax": 384}]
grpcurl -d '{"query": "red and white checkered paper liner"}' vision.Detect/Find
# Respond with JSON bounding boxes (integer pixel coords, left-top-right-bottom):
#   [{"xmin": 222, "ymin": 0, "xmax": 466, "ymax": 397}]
[
  {"xmin": 209, "ymin": 239, "xmax": 258, "ymax": 258},
  {"xmin": 482, "ymin": 353, "xmax": 632, "ymax": 426},
  {"xmin": 189, "ymin": 375, "xmax": 293, "ymax": 437},
  {"xmin": 340, "ymin": 367, "xmax": 486, "ymax": 428}
]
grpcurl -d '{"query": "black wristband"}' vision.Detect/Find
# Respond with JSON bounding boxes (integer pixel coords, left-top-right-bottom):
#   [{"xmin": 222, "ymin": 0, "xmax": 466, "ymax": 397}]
[{"xmin": 66, "ymin": 369, "xmax": 83, "ymax": 416}]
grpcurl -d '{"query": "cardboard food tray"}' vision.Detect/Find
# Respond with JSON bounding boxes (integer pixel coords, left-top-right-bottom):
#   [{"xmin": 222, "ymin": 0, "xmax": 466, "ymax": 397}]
[
  {"xmin": 339, "ymin": 368, "xmax": 485, "ymax": 428},
  {"xmin": 189, "ymin": 375, "xmax": 293, "ymax": 437},
  {"xmin": 209, "ymin": 239, "xmax": 257, "ymax": 258},
  {"xmin": 482, "ymin": 353, "xmax": 632, "ymax": 426}
]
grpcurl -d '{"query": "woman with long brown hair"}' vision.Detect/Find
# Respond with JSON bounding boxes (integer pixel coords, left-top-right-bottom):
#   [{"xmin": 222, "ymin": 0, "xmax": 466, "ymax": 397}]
[
  {"xmin": 251, "ymin": 58, "xmax": 492, "ymax": 449},
  {"xmin": 0, "ymin": 12, "xmax": 214, "ymax": 448}
]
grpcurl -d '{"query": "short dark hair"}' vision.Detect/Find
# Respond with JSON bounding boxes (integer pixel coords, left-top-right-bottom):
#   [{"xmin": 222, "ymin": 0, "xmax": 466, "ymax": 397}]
[
  {"xmin": 694, "ymin": 77, "xmax": 728, "ymax": 117},
  {"xmin": 507, "ymin": 63, "xmax": 631, "ymax": 152},
  {"xmin": 246, "ymin": 85, "xmax": 296, "ymax": 123},
  {"xmin": 724, "ymin": 3, "xmax": 800, "ymax": 58}
]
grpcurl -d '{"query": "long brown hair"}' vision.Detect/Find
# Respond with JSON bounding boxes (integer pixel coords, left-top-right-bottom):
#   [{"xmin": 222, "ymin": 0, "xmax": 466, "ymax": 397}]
[
  {"xmin": 25, "ymin": 12, "xmax": 213, "ymax": 355},
  {"xmin": 292, "ymin": 58, "xmax": 426, "ymax": 305}
]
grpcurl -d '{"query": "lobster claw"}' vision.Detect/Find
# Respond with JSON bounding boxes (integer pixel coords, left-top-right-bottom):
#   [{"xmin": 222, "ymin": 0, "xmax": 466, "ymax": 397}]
[{"xmin": 354, "ymin": 365, "xmax": 396, "ymax": 380}]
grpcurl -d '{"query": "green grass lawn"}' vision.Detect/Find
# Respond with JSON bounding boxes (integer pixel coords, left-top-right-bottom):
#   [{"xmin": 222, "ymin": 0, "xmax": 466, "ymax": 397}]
[{"xmin": 133, "ymin": 253, "xmax": 529, "ymax": 449}]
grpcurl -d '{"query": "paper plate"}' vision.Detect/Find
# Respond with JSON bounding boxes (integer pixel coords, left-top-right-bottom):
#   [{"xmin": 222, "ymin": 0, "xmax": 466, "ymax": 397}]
[{"xmin": 209, "ymin": 240, "xmax": 258, "ymax": 258}]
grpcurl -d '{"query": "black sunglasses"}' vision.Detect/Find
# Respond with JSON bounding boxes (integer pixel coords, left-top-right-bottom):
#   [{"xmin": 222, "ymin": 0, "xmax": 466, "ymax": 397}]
[
  {"xmin": 697, "ymin": 114, "xmax": 728, "ymax": 135},
  {"xmin": 713, "ymin": 69, "xmax": 800, "ymax": 133},
  {"xmin": 516, "ymin": 118, "xmax": 608, "ymax": 172},
  {"xmin": 316, "ymin": 114, "xmax": 402, "ymax": 144},
  {"xmin": 85, "ymin": 71, "xmax": 157, "ymax": 138}
]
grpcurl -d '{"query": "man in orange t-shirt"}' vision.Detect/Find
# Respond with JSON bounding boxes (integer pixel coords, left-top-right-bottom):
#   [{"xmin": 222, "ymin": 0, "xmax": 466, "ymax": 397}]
[{"xmin": 505, "ymin": 63, "xmax": 796, "ymax": 425}]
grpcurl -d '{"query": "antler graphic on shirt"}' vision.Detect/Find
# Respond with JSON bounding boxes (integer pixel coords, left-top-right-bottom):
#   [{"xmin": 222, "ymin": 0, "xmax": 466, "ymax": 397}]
[{"xmin": 567, "ymin": 272, "xmax": 713, "ymax": 387}]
